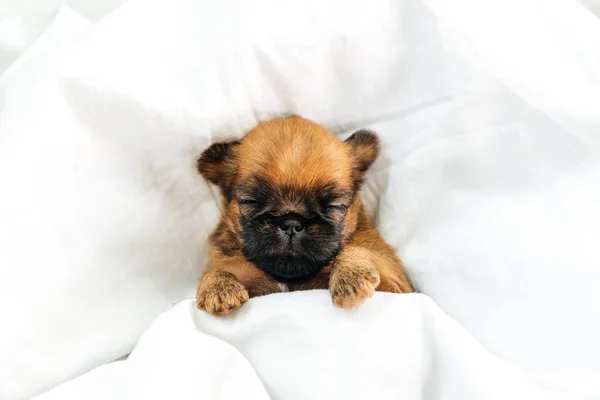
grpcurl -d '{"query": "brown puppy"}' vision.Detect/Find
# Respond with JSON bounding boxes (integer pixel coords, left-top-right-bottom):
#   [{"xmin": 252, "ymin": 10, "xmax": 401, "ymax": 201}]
[{"xmin": 196, "ymin": 116, "xmax": 413, "ymax": 315}]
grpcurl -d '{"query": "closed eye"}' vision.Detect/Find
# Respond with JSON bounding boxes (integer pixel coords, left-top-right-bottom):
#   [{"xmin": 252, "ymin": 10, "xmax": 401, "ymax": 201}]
[
  {"xmin": 326, "ymin": 203, "xmax": 348, "ymax": 211},
  {"xmin": 238, "ymin": 198, "xmax": 261, "ymax": 206}
]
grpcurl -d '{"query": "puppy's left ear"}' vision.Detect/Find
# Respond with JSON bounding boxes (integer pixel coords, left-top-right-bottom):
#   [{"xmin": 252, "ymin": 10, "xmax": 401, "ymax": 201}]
[
  {"xmin": 345, "ymin": 129, "xmax": 380, "ymax": 173},
  {"xmin": 197, "ymin": 140, "xmax": 240, "ymax": 197}
]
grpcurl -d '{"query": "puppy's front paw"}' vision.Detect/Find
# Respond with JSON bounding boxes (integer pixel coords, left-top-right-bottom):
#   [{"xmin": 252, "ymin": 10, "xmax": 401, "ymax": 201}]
[
  {"xmin": 196, "ymin": 270, "xmax": 249, "ymax": 315},
  {"xmin": 330, "ymin": 255, "xmax": 380, "ymax": 309}
]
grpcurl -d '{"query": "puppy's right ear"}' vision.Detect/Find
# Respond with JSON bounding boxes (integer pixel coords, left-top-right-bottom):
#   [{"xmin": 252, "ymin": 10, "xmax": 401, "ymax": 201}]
[{"xmin": 197, "ymin": 140, "xmax": 240, "ymax": 195}]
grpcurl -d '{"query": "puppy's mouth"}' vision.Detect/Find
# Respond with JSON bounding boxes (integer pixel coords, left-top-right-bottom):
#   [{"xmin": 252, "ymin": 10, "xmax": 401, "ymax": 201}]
[{"xmin": 243, "ymin": 250, "xmax": 336, "ymax": 283}]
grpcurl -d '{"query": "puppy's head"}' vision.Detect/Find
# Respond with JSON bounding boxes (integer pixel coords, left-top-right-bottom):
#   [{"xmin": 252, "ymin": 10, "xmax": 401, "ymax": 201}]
[{"xmin": 198, "ymin": 116, "xmax": 379, "ymax": 281}]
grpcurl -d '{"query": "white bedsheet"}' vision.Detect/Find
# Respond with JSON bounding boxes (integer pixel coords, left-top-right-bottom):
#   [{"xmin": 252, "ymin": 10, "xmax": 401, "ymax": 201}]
[
  {"xmin": 3, "ymin": 0, "xmax": 600, "ymax": 399},
  {"xmin": 33, "ymin": 292, "xmax": 556, "ymax": 400}
]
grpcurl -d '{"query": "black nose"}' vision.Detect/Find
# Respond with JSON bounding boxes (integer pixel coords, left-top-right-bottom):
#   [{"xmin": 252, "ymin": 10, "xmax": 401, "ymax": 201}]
[{"xmin": 280, "ymin": 219, "xmax": 303, "ymax": 237}]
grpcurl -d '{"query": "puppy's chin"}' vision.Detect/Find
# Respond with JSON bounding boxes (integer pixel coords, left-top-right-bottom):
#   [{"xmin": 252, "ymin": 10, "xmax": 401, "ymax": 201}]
[{"xmin": 247, "ymin": 254, "xmax": 329, "ymax": 282}]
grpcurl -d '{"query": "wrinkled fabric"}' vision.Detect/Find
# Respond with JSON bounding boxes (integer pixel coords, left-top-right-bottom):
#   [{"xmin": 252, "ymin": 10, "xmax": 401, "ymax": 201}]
[
  {"xmin": 34, "ymin": 293, "xmax": 556, "ymax": 400},
  {"xmin": 1, "ymin": 0, "xmax": 600, "ymax": 398}
]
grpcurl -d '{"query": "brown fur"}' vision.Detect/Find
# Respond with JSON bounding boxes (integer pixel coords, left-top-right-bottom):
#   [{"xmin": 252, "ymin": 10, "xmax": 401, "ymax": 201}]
[{"xmin": 196, "ymin": 115, "xmax": 413, "ymax": 315}]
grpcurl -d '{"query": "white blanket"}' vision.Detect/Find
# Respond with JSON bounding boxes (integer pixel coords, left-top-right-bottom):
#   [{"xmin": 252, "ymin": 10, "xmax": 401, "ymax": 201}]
[
  {"xmin": 34, "ymin": 292, "xmax": 556, "ymax": 400},
  {"xmin": 3, "ymin": 0, "xmax": 600, "ymax": 399}
]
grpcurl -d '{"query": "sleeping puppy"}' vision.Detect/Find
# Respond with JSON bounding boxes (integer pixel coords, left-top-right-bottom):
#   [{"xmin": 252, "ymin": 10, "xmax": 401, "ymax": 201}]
[{"xmin": 196, "ymin": 115, "xmax": 413, "ymax": 315}]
